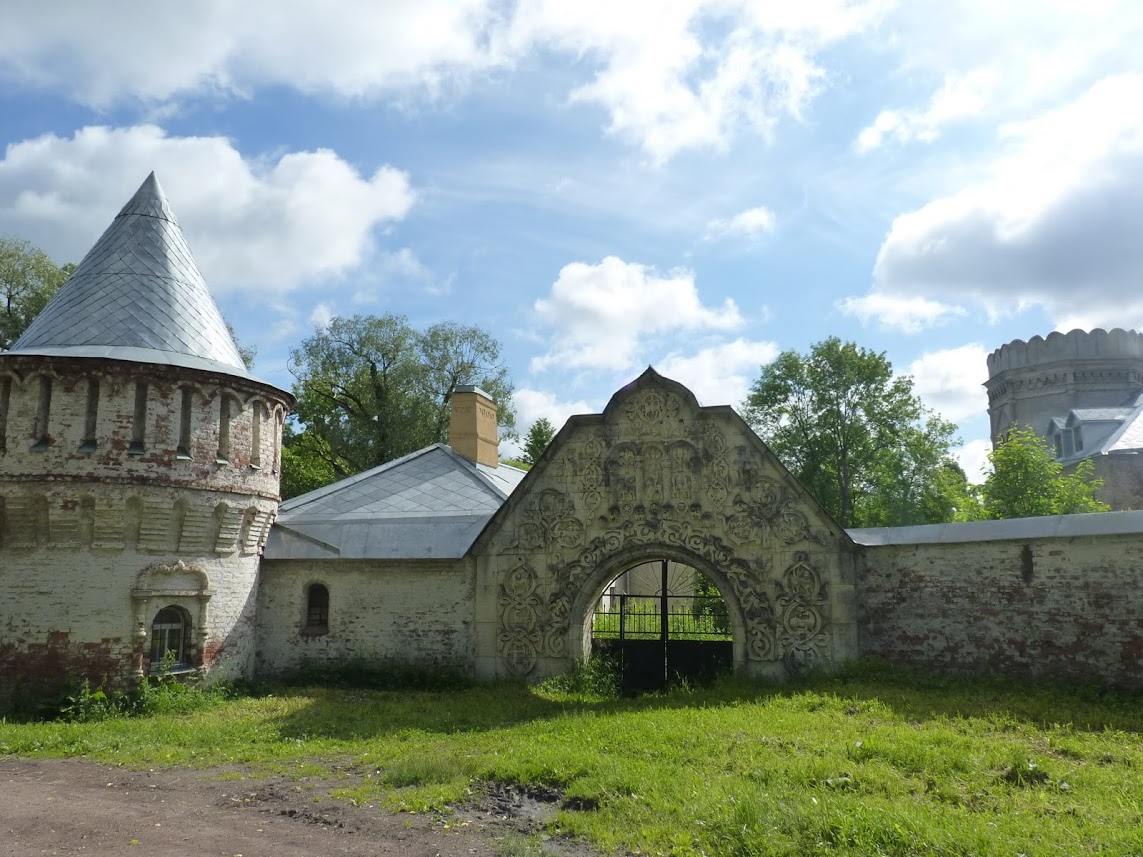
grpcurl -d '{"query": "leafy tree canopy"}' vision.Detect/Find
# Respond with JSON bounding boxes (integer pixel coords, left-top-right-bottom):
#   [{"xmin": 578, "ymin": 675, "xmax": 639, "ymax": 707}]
[
  {"xmin": 743, "ymin": 337, "xmax": 960, "ymax": 528},
  {"xmin": 522, "ymin": 417, "xmax": 555, "ymax": 466},
  {"xmin": 286, "ymin": 314, "xmax": 514, "ymax": 491},
  {"xmin": 980, "ymin": 426, "xmax": 1109, "ymax": 519},
  {"xmin": 0, "ymin": 236, "xmax": 74, "ymax": 350}
]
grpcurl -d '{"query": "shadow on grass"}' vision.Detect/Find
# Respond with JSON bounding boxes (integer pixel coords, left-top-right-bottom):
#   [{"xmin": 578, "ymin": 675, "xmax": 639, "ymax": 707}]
[{"xmin": 264, "ymin": 658, "xmax": 1143, "ymax": 742}]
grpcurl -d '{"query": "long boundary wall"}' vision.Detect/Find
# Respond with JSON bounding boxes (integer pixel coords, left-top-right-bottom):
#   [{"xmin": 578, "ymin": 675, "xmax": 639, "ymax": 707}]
[{"xmin": 853, "ymin": 512, "xmax": 1143, "ymax": 687}]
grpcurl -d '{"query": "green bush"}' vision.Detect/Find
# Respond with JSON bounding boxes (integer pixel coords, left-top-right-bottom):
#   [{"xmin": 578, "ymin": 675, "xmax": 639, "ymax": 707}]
[{"xmin": 534, "ymin": 654, "xmax": 621, "ymax": 698}]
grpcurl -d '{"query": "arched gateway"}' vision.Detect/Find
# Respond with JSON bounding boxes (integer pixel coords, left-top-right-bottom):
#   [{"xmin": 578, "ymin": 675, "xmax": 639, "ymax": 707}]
[{"xmin": 472, "ymin": 369, "xmax": 857, "ymax": 683}]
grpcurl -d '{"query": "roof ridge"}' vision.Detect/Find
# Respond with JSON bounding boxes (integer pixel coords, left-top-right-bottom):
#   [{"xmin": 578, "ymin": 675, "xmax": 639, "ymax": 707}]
[
  {"xmin": 438, "ymin": 444, "xmax": 516, "ymax": 500},
  {"xmin": 1102, "ymin": 403, "xmax": 1143, "ymax": 452},
  {"xmin": 278, "ymin": 444, "xmax": 447, "ymax": 513},
  {"xmin": 6, "ymin": 173, "xmax": 280, "ymax": 391}
]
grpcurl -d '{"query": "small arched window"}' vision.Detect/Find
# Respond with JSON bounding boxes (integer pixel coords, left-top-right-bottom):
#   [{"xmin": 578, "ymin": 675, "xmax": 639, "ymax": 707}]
[
  {"xmin": 0, "ymin": 375, "xmax": 10, "ymax": 452},
  {"xmin": 217, "ymin": 394, "xmax": 233, "ymax": 464},
  {"xmin": 129, "ymin": 382, "xmax": 148, "ymax": 455},
  {"xmin": 31, "ymin": 375, "xmax": 52, "ymax": 451},
  {"xmin": 272, "ymin": 410, "xmax": 283, "ymax": 474},
  {"xmin": 303, "ymin": 584, "xmax": 329, "ymax": 635},
  {"xmin": 250, "ymin": 402, "xmax": 263, "ymax": 469},
  {"xmin": 81, "ymin": 378, "xmax": 100, "ymax": 451},
  {"xmin": 150, "ymin": 606, "xmax": 189, "ymax": 671},
  {"xmin": 177, "ymin": 387, "xmax": 194, "ymax": 459}
]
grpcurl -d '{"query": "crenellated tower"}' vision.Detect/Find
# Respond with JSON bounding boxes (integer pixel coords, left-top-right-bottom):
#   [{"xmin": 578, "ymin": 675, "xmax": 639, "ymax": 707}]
[
  {"xmin": 985, "ymin": 328, "xmax": 1143, "ymax": 444},
  {"xmin": 0, "ymin": 173, "xmax": 293, "ymax": 705}
]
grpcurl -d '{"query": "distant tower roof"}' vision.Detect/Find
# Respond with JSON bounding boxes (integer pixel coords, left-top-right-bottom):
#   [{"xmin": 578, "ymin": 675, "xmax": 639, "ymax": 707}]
[{"xmin": 7, "ymin": 172, "xmax": 272, "ymax": 387}]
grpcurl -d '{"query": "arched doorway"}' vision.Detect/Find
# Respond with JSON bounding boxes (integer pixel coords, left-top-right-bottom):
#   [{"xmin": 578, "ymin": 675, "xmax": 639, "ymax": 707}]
[{"xmin": 591, "ymin": 558, "xmax": 733, "ymax": 692}]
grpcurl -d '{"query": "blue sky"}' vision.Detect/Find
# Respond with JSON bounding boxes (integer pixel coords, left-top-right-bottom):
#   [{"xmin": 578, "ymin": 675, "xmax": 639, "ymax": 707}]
[{"xmin": 3, "ymin": 1, "xmax": 1143, "ymax": 473}]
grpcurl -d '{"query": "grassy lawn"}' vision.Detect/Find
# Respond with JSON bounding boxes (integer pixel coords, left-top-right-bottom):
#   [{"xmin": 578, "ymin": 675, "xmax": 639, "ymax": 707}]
[{"xmin": 3, "ymin": 662, "xmax": 1142, "ymax": 856}]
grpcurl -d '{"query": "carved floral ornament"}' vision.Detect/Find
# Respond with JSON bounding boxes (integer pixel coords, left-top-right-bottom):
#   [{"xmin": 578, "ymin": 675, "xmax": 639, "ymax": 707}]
[
  {"xmin": 725, "ymin": 477, "xmax": 827, "ymax": 549},
  {"xmin": 494, "ymin": 379, "xmax": 834, "ymax": 677},
  {"xmin": 514, "ymin": 489, "xmax": 585, "ymax": 552},
  {"xmin": 777, "ymin": 554, "xmax": 830, "ymax": 673},
  {"xmin": 495, "ymin": 514, "xmax": 832, "ymax": 677},
  {"xmin": 623, "ymin": 387, "xmax": 682, "ymax": 432},
  {"xmin": 497, "ymin": 563, "xmax": 543, "ymax": 676}
]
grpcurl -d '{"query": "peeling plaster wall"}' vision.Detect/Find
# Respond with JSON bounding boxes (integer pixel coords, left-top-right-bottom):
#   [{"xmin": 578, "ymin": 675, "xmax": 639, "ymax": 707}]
[
  {"xmin": 0, "ymin": 534, "xmax": 264, "ymax": 702},
  {"xmin": 0, "ymin": 356, "xmax": 289, "ymax": 705},
  {"xmin": 857, "ymin": 535, "xmax": 1143, "ymax": 687},
  {"xmin": 254, "ymin": 558, "xmax": 476, "ymax": 676}
]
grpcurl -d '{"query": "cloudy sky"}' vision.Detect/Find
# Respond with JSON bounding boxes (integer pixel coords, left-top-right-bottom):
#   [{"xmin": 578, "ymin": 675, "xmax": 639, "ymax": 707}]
[{"xmin": 3, "ymin": 1, "xmax": 1141, "ymax": 473}]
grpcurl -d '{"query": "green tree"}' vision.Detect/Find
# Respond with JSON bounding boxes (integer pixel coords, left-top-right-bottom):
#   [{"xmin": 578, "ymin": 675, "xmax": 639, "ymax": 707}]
[
  {"xmin": 855, "ymin": 417, "xmax": 979, "ymax": 526},
  {"xmin": 0, "ymin": 237, "xmax": 73, "ymax": 350},
  {"xmin": 279, "ymin": 425, "xmax": 339, "ymax": 500},
  {"xmin": 980, "ymin": 426, "xmax": 1109, "ymax": 519},
  {"xmin": 287, "ymin": 314, "xmax": 514, "ymax": 486},
  {"xmin": 743, "ymin": 337, "xmax": 960, "ymax": 528},
  {"xmin": 522, "ymin": 417, "xmax": 556, "ymax": 466}
]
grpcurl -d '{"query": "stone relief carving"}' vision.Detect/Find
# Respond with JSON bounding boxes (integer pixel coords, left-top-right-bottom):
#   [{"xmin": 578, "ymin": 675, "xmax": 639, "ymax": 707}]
[
  {"xmin": 579, "ymin": 432, "xmax": 606, "ymax": 512},
  {"xmin": 514, "ymin": 489, "xmax": 585, "ymax": 552},
  {"xmin": 605, "ymin": 440, "xmax": 702, "ymax": 517},
  {"xmin": 492, "ymin": 381, "xmax": 838, "ymax": 678},
  {"xmin": 497, "ymin": 562, "xmax": 543, "ymax": 676},
  {"xmin": 703, "ymin": 422, "xmax": 730, "ymax": 507},
  {"xmin": 776, "ymin": 553, "xmax": 829, "ymax": 673},
  {"xmin": 623, "ymin": 387, "xmax": 682, "ymax": 433},
  {"xmin": 725, "ymin": 476, "xmax": 826, "ymax": 549}
]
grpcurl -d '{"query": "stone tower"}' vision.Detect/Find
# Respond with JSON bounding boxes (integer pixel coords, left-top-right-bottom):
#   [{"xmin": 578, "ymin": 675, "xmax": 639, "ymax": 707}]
[
  {"xmin": 0, "ymin": 173, "xmax": 292, "ymax": 706},
  {"xmin": 985, "ymin": 328, "xmax": 1143, "ymax": 444}
]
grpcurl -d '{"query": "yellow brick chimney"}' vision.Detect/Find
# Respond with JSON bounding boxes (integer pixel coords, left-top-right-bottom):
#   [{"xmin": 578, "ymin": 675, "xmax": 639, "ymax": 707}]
[{"xmin": 449, "ymin": 385, "xmax": 499, "ymax": 466}]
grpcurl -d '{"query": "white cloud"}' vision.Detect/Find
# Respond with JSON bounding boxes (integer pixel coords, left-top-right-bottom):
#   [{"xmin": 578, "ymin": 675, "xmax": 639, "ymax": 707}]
[
  {"xmin": 501, "ymin": 387, "xmax": 596, "ymax": 458},
  {"xmin": 531, "ymin": 256, "xmax": 743, "ymax": 373},
  {"xmin": 309, "ymin": 303, "xmax": 335, "ymax": 329},
  {"xmin": 511, "ymin": 0, "xmax": 884, "ymax": 163},
  {"xmin": 0, "ymin": 1, "xmax": 884, "ymax": 163},
  {"xmin": 704, "ymin": 206, "xmax": 776, "ymax": 241},
  {"xmin": 856, "ymin": 68, "xmax": 997, "ymax": 152},
  {"xmin": 657, "ymin": 338, "xmax": 780, "ymax": 407},
  {"xmin": 906, "ymin": 344, "xmax": 990, "ymax": 423},
  {"xmin": 352, "ymin": 249, "xmax": 453, "ymax": 303},
  {"xmin": 0, "ymin": 125, "xmax": 414, "ymax": 294},
  {"xmin": 858, "ymin": 0, "xmax": 1143, "ymax": 151},
  {"xmin": 872, "ymin": 75, "xmax": 1143, "ymax": 329},
  {"xmin": 954, "ymin": 438, "xmax": 993, "ymax": 484},
  {"xmin": 836, "ymin": 293, "xmax": 966, "ymax": 334},
  {"xmin": 0, "ymin": 1, "xmax": 502, "ymax": 107},
  {"xmin": 514, "ymin": 388, "xmax": 595, "ymax": 433}
]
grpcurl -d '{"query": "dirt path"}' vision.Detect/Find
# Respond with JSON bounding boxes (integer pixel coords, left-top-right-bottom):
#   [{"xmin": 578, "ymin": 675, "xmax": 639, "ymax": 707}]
[{"xmin": 0, "ymin": 758, "xmax": 590, "ymax": 857}]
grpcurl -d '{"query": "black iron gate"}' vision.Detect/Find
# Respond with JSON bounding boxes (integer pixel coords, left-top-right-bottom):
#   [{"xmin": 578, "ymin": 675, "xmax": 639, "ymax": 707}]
[{"xmin": 592, "ymin": 560, "xmax": 732, "ymax": 693}]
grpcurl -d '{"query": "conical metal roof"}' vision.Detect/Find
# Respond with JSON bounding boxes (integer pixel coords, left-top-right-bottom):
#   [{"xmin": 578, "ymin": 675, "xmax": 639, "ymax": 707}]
[{"xmin": 7, "ymin": 172, "xmax": 268, "ymax": 385}]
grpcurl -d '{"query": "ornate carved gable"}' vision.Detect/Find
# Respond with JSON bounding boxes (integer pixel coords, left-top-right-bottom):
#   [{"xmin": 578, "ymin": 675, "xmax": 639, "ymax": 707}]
[
  {"xmin": 475, "ymin": 367, "xmax": 846, "ymax": 557},
  {"xmin": 473, "ymin": 368, "xmax": 856, "ymax": 680}
]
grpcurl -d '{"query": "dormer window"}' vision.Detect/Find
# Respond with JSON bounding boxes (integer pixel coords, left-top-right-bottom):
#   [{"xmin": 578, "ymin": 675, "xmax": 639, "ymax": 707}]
[
  {"xmin": 1074, "ymin": 426, "xmax": 1084, "ymax": 452},
  {"xmin": 1052, "ymin": 427, "xmax": 1077, "ymax": 459}
]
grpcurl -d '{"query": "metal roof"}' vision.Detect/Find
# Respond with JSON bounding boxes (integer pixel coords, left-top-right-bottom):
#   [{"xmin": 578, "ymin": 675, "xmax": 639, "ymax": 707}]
[
  {"xmin": 265, "ymin": 444, "xmax": 528, "ymax": 560},
  {"xmin": 7, "ymin": 173, "xmax": 273, "ymax": 388},
  {"xmin": 1068, "ymin": 408, "xmax": 1134, "ymax": 422},
  {"xmin": 848, "ymin": 509, "xmax": 1143, "ymax": 545}
]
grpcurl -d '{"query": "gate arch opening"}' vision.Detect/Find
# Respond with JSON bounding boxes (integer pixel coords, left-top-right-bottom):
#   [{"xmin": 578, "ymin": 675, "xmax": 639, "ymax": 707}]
[{"xmin": 586, "ymin": 555, "xmax": 738, "ymax": 692}]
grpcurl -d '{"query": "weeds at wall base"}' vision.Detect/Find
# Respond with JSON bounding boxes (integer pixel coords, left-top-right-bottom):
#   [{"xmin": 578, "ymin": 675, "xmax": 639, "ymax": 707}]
[{"xmin": 5, "ymin": 670, "xmax": 234, "ymax": 724}]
